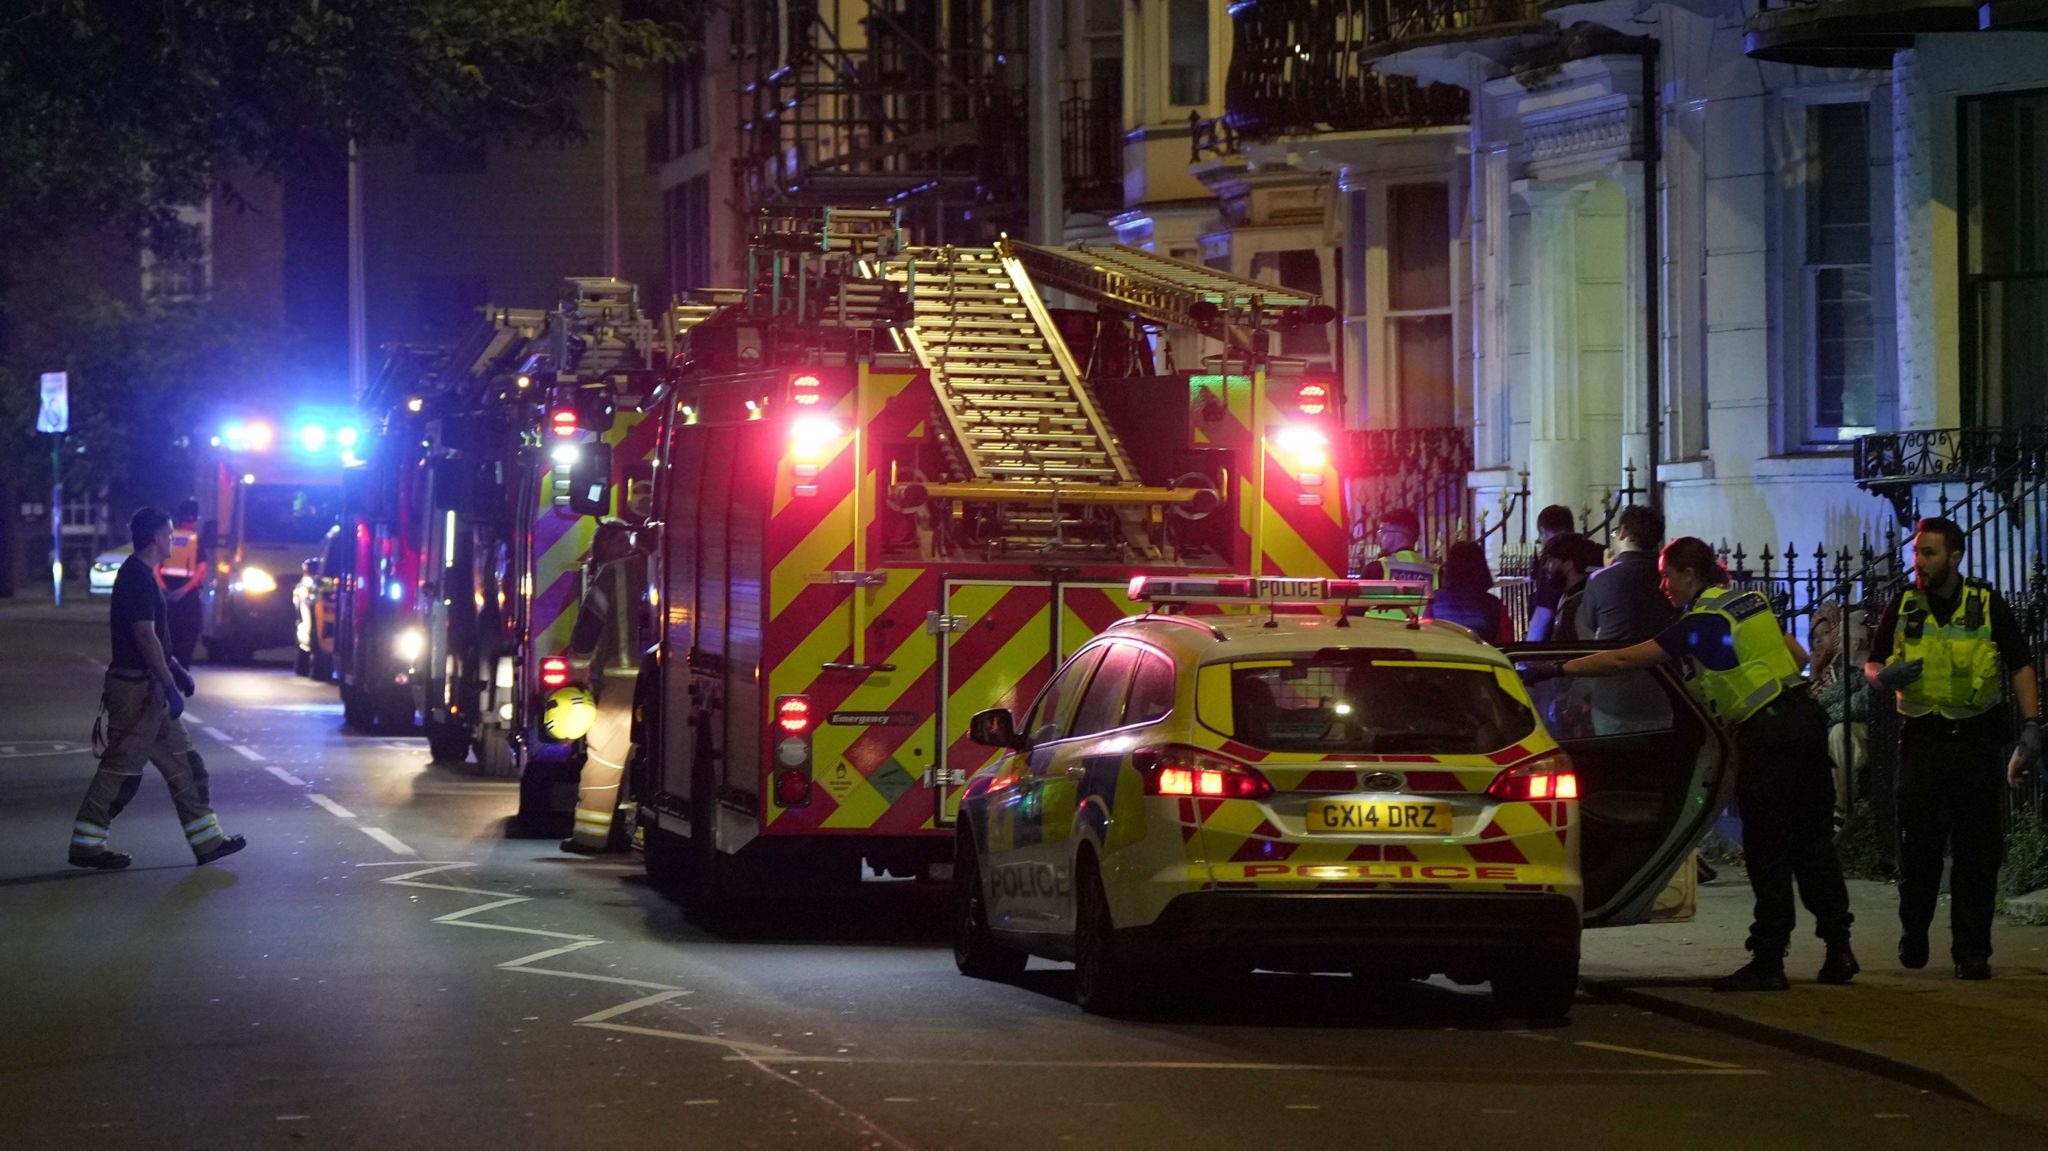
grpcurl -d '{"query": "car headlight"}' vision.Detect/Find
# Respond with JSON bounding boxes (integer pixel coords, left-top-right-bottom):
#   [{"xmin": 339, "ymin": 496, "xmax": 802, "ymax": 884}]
[
  {"xmin": 394, "ymin": 627, "xmax": 426, "ymax": 665},
  {"xmin": 239, "ymin": 566, "xmax": 278, "ymax": 594},
  {"xmin": 92, "ymin": 561, "xmax": 117, "ymax": 573}
]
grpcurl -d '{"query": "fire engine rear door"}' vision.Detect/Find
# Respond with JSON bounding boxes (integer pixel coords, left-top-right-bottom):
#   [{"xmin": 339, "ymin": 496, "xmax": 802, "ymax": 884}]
[{"xmin": 934, "ymin": 581, "xmax": 1057, "ymax": 826}]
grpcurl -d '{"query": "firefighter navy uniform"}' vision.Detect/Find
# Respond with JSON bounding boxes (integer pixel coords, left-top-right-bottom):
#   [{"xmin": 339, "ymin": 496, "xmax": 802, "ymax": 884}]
[
  {"xmin": 1870, "ymin": 578, "xmax": 2036, "ymax": 969},
  {"xmin": 1657, "ymin": 586, "xmax": 1854, "ymax": 971}
]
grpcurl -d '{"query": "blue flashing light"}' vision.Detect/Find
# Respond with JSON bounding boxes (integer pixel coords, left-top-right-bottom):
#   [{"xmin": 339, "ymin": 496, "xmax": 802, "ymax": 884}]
[
  {"xmin": 298, "ymin": 424, "xmax": 329, "ymax": 452},
  {"xmin": 336, "ymin": 426, "xmax": 360, "ymax": 449},
  {"xmin": 386, "ymin": 579, "xmax": 406, "ymax": 603}
]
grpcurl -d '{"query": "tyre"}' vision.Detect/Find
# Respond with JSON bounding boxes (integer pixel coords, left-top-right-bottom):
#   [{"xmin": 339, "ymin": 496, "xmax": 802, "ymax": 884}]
[
  {"xmin": 643, "ymin": 821, "xmax": 689, "ymax": 893},
  {"xmin": 375, "ymin": 691, "xmax": 416, "ymax": 732},
  {"xmin": 311, "ymin": 648, "xmax": 334, "ymax": 683},
  {"xmin": 679, "ymin": 723, "xmax": 733, "ymax": 925},
  {"xmin": 953, "ymin": 831, "xmax": 1026, "ymax": 981},
  {"xmin": 1491, "ymin": 955, "xmax": 1580, "ymax": 1020},
  {"xmin": 341, "ymin": 685, "xmax": 375, "ymax": 732},
  {"xmin": 293, "ymin": 649, "xmax": 312, "ymax": 677},
  {"xmin": 1072, "ymin": 859, "xmax": 1147, "ymax": 1016},
  {"xmin": 426, "ymin": 722, "xmax": 471, "ymax": 764}
]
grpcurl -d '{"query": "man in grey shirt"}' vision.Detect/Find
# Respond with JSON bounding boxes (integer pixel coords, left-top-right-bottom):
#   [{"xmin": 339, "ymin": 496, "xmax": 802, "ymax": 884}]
[{"xmin": 1579, "ymin": 505, "xmax": 1678, "ymax": 642}]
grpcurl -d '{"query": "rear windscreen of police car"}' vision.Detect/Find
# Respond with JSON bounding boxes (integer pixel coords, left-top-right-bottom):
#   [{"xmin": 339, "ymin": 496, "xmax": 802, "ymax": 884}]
[{"xmin": 1206, "ymin": 652, "xmax": 1535, "ymax": 754}]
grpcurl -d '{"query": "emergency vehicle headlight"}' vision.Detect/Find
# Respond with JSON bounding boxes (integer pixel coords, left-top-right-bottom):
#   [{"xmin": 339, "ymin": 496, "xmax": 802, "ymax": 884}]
[
  {"xmin": 540, "ymin": 685, "xmax": 596, "ymax": 742},
  {"xmin": 394, "ymin": 627, "xmax": 425, "ymax": 665},
  {"xmin": 238, "ymin": 566, "xmax": 278, "ymax": 594},
  {"xmin": 1271, "ymin": 425, "xmax": 1328, "ymax": 469},
  {"xmin": 789, "ymin": 415, "xmax": 843, "ymax": 460}
]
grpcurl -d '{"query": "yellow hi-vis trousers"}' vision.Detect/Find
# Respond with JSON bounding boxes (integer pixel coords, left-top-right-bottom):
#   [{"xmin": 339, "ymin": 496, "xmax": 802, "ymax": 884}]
[{"xmin": 569, "ymin": 674, "xmax": 636, "ymax": 850}]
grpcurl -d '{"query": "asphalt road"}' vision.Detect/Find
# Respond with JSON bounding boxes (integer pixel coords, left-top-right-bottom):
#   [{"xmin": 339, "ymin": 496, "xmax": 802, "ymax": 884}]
[{"xmin": 2, "ymin": 605, "xmax": 2042, "ymax": 1150}]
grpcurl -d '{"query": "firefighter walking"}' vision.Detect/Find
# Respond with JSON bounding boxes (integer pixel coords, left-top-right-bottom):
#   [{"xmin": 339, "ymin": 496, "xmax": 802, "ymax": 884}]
[
  {"xmin": 1529, "ymin": 536, "xmax": 1856, "ymax": 991},
  {"xmin": 1865, "ymin": 516, "xmax": 2041, "ymax": 979},
  {"xmin": 562, "ymin": 519, "xmax": 648, "ymax": 854},
  {"xmin": 71, "ymin": 507, "xmax": 246, "ymax": 869}
]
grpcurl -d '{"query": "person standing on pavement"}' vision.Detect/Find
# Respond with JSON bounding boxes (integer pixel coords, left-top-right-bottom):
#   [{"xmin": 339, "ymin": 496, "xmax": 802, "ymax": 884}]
[
  {"xmin": 1576, "ymin": 505, "xmax": 1678, "ymax": 643},
  {"xmin": 159, "ymin": 497, "xmax": 208, "ymax": 669},
  {"xmin": 1540, "ymin": 532, "xmax": 1601, "ymax": 643},
  {"xmin": 1356, "ymin": 507, "xmax": 1437, "ymax": 585},
  {"xmin": 71, "ymin": 507, "xmax": 247, "ymax": 870},
  {"xmin": 1424, "ymin": 541, "xmax": 1516, "ymax": 644},
  {"xmin": 562, "ymin": 519, "xmax": 649, "ymax": 854},
  {"xmin": 1525, "ymin": 536, "xmax": 1856, "ymax": 991},
  {"xmin": 1865, "ymin": 516, "xmax": 2041, "ymax": 980},
  {"xmin": 1525, "ymin": 504, "xmax": 1578, "ymax": 641}
]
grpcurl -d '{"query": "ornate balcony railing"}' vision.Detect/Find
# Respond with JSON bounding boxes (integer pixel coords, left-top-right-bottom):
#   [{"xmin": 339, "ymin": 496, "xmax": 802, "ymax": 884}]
[
  {"xmin": 1743, "ymin": 0, "xmax": 1980, "ymax": 67},
  {"xmin": 1195, "ymin": 0, "xmax": 1470, "ymax": 160},
  {"xmin": 1361, "ymin": 0, "xmax": 1548, "ymax": 50},
  {"xmin": 1854, "ymin": 426, "xmax": 2048, "ymax": 488},
  {"xmin": 1060, "ymin": 84, "xmax": 1124, "ymax": 213}
]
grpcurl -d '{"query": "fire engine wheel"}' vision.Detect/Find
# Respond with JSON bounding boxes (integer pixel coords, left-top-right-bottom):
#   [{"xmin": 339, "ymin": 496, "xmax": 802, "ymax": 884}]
[
  {"xmin": 642, "ymin": 823, "xmax": 689, "ymax": 893},
  {"xmin": 953, "ymin": 831, "xmax": 1026, "ymax": 982},
  {"xmin": 311, "ymin": 648, "xmax": 334, "ymax": 683},
  {"xmin": 293, "ymin": 649, "xmax": 312, "ymax": 677},
  {"xmin": 1072, "ymin": 858, "xmax": 1150, "ymax": 1017},
  {"xmin": 341, "ymin": 686, "xmax": 375, "ymax": 732}
]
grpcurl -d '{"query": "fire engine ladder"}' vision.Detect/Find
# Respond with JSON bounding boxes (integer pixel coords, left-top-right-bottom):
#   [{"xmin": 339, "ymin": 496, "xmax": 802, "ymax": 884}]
[{"xmin": 996, "ymin": 239, "xmax": 1326, "ymax": 339}]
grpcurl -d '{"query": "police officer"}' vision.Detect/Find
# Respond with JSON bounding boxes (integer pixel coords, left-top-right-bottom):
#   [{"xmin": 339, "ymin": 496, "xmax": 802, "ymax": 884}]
[
  {"xmin": 1357, "ymin": 507, "xmax": 1437, "ymax": 586},
  {"xmin": 1865, "ymin": 516, "xmax": 2041, "ymax": 980},
  {"xmin": 1527, "ymin": 536, "xmax": 1856, "ymax": 991},
  {"xmin": 159, "ymin": 497, "xmax": 208, "ymax": 668},
  {"xmin": 562, "ymin": 520, "xmax": 648, "ymax": 854}
]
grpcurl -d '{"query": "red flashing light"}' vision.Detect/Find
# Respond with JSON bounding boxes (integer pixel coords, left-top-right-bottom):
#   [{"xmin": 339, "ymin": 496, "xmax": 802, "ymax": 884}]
[
  {"xmin": 1486, "ymin": 750, "xmax": 1579, "ymax": 803},
  {"xmin": 774, "ymin": 770, "xmax": 812, "ymax": 807},
  {"xmin": 791, "ymin": 374, "xmax": 822, "ymax": 406},
  {"xmin": 549, "ymin": 409, "xmax": 579, "ymax": 438},
  {"xmin": 539, "ymin": 656, "xmax": 570, "ymax": 689},
  {"xmin": 1296, "ymin": 381, "xmax": 1331, "ymax": 417},
  {"xmin": 1135, "ymin": 744, "xmax": 1272, "ymax": 800},
  {"xmin": 776, "ymin": 696, "xmax": 812, "ymax": 735}
]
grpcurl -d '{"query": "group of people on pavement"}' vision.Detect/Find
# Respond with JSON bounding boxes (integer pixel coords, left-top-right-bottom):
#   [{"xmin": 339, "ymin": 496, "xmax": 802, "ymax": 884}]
[{"xmin": 1360, "ymin": 504, "xmax": 2042, "ymax": 989}]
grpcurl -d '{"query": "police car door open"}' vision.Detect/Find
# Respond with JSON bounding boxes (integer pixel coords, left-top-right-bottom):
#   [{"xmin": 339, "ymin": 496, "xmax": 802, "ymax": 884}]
[{"xmin": 1504, "ymin": 642, "xmax": 1736, "ymax": 927}]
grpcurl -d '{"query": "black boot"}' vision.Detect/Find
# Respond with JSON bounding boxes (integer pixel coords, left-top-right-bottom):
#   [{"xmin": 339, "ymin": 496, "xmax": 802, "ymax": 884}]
[
  {"xmin": 1713, "ymin": 955, "xmax": 1790, "ymax": 992},
  {"xmin": 1898, "ymin": 931, "xmax": 1930, "ymax": 970},
  {"xmin": 1817, "ymin": 942, "xmax": 1860, "ymax": 985}
]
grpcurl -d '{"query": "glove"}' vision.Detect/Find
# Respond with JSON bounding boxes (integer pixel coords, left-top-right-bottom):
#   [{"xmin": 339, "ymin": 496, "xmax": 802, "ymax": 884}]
[
  {"xmin": 1518, "ymin": 662, "xmax": 1566, "ymax": 687},
  {"xmin": 2010, "ymin": 723, "xmax": 2044, "ymax": 786},
  {"xmin": 170, "ymin": 662, "xmax": 196, "ymax": 698},
  {"xmin": 1874, "ymin": 659, "xmax": 1924, "ymax": 691},
  {"xmin": 164, "ymin": 687, "xmax": 186, "ymax": 721}
]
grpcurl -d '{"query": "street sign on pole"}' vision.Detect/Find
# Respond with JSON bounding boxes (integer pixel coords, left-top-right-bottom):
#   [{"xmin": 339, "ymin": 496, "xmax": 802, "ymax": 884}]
[{"xmin": 37, "ymin": 372, "xmax": 69, "ymax": 434}]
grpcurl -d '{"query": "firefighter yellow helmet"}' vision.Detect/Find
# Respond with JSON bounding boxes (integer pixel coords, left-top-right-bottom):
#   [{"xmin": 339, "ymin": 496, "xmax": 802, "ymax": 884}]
[{"xmin": 541, "ymin": 685, "xmax": 596, "ymax": 742}]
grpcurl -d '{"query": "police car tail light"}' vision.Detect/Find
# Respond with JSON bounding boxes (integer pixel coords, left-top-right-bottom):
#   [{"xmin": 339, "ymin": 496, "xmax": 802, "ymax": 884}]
[
  {"xmin": 1133, "ymin": 744, "xmax": 1272, "ymax": 800},
  {"xmin": 1485, "ymin": 750, "xmax": 1579, "ymax": 802},
  {"xmin": 539, "ymin": 656, "xmax": 571, "ymax": 689}
]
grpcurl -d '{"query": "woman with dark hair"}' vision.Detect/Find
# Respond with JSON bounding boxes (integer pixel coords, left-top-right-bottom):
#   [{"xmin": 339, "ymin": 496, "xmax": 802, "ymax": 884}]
[
  {"xmin": 1424, "ymin": 541, "xmax": 1515, "ymax": 644},
  {"xmin": 1522, "ymin": 535, "xmax": 1857, "ymax": 992}
]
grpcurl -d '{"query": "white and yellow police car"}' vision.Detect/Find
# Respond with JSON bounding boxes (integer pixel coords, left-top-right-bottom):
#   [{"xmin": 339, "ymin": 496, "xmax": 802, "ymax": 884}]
[{"xmin": 951, "ymin": 576, "xmax": 1732, "ymax": 1017}]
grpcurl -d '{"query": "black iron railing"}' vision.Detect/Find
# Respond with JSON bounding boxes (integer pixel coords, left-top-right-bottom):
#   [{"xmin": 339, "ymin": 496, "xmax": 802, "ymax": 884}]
[
  {"xmin": 1195, "ymin": 0, "xmax": 1469, "ymax": 161},
  {"xmin": 1340, "ymin": 426, "xmax": 1475, "ymax": 578},
  {"xmin": 1060, "ymin": 84, "xmax": 1124, "ymax": 213},
  {"xmin": 1361, "ymin": 0, "xmax": 1548, "ymax": 46}
]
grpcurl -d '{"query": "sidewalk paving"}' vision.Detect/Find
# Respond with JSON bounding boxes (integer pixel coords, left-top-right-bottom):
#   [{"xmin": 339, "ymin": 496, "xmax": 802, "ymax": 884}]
[
  {"xmin": 0, "ymin": 582, "xmax": 107, "ymax": 624},
  {"xmin": 1584, "ymin": 871, "xmax": 2048, "ymax": 1128}
]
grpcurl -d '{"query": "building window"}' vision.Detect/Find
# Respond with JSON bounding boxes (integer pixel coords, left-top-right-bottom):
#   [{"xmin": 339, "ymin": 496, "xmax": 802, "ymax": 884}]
[
  {"xmin": 1167, "ymin": 0, "xmax": 1208, "ymax": 106},
  {"xmin": 1388, "ymin": 182, "xmax": 1454, "ymax": 427},
  {"xmin": 416, "ymin": 275, "xmax": 488, "ymax": 334},
  {"xmin": 669, "ymin": 175, "xmax": 712, "ymax": 293},
  {"xmin": 1962, "ymin": 89, "xmax": 2048, "ymax": 428},
  {"xmin": 414, "ymin": 133, "xmax": 487, "ymax": 175},
  {"xmin": 1804, "ymin": 102, "xmax": 1874, "ymax": 441}
]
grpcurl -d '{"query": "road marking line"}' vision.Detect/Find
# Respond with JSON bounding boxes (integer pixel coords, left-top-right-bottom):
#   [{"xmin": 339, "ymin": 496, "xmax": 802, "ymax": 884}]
[
  {"xmin": 500, "ymin": 940, "xmax": 608, "ymax": 968},
  {"xmin": 358, "ymin": 827, "xmax": 415, "ymax": 855},
  {"xmin": 265, "ymin": 765, "xmax": 307, "ymax": 787},
  {"xmin": 573, "ymin": 990, "xmax": 689, "ymax": 1025},
  {"xmin": 1572, "ymin": 1041, "xmax": 1746, "ymax": 1070},
  {"xmin": 585, "ymin": 1021, "xmax": 796, "ymax": 1058},
  {"xmin": 181, "ymin": 710, "xmax": 201, "ymax": 724},
  {"xmin": 307, "ymin": 794, "xmax": 355, "ymax": 819},
  {"xmin": 731, "ymin": 1055, "xmax": 1765, "ymax": 1076},
  {"xmin": 517, "ymin": 968, "xmax": 688, "ymax": 991},
  {"xmin": 202, "ymin": 725, "xmax": 232, "ymax": 742},
  {"xmin": 230, "ymin": 744, "xmax": 266, "ymax": 762}
]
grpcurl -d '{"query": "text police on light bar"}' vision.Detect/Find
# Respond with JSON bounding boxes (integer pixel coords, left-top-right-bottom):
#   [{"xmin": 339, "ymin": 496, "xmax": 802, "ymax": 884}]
[{"xmin": 1125, "ymin": 575, "xmax": 1430, "ymax": 606}]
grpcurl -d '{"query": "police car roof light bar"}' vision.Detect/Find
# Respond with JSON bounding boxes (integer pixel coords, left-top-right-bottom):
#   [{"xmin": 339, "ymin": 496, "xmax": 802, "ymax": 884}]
[{"xmin": 1125, "ymin": 575, "xmax": 1429, "ymax": 608}]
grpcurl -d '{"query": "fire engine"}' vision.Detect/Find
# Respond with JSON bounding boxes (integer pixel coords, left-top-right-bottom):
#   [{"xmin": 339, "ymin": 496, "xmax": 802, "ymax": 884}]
[
  {"xmin": 345, "ymin": 280, "xmax": 667, "ymax": 823},
  {"xmin": 631, "ymin": 207, "xmax": 1348, "ymax": 914},
  {"xmin": 196, "ymin": 412, "xmax": 354, "ymax": 664}
]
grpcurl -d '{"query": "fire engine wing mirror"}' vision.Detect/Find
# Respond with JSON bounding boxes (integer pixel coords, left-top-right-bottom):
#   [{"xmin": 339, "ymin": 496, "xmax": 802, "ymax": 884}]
[
  {"xmin": 567, "ymin": 441, "xmax": 615, "ymax": 517},
  {"xmin": 969, "ymin": 707, "xmax": 1027, "ymax": 750}
]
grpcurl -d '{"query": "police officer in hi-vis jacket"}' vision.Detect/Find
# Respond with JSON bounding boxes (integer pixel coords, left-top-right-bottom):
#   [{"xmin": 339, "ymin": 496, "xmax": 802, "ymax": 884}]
[
  {"xmin": 1865, "ymin": 516, "xmax": 2040, "ymax": 980},
  {"xmin": 1525, "ymin": 536, "xmax": 1856, "ymax": 992}
]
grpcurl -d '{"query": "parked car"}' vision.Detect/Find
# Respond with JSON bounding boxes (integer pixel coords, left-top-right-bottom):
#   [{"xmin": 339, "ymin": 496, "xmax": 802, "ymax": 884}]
[{"xmin": 88, "ymin": 545, "xmax": 132, "ymax": 595}]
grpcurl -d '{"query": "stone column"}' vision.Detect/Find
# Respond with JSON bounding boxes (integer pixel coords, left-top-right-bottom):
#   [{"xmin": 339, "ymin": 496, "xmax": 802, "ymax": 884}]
[
  {"xmin": 1617, "ymin": 161, "xmax": 1651, "ymax": 493},
  {"xmin": 1516, "ymin": 180, "xmax": 1591, "ymax": 517}
]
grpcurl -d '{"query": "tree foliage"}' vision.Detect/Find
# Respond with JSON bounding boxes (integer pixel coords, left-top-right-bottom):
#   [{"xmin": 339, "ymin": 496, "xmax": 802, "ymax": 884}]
[{"xmin": 0, "ymin": 0, "xmax": 695, "ymax": 245}]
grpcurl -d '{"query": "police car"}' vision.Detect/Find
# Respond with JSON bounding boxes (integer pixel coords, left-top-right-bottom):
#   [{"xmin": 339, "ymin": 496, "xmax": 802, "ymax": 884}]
[{"xmin": 951, "ymin": 576, "xmax": 1731, "ymax": 1017}]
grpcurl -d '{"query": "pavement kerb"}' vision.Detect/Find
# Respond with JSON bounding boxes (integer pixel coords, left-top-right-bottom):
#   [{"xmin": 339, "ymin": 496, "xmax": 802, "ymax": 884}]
[{"xmin": 1582, "ymin": 979, "xmax": 1982, "ymax": 1108}]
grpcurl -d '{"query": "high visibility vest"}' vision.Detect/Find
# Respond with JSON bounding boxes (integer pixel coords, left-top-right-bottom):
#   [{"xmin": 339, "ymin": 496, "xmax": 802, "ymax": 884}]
[
  {"xmin": 1677, "ymin": 586, "xmax": 1802, "ymax": 727},
  {"xmin": 1368, "ymin": 549, "xmax": 1438, "ymax": 618},
  {"xmin": 160, "ymin": 525, "xmax": 202, "ymax": 582},
  {"xmin": 1890, "ymin": 582, "xmax": 2004, "ymax": 719}
]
